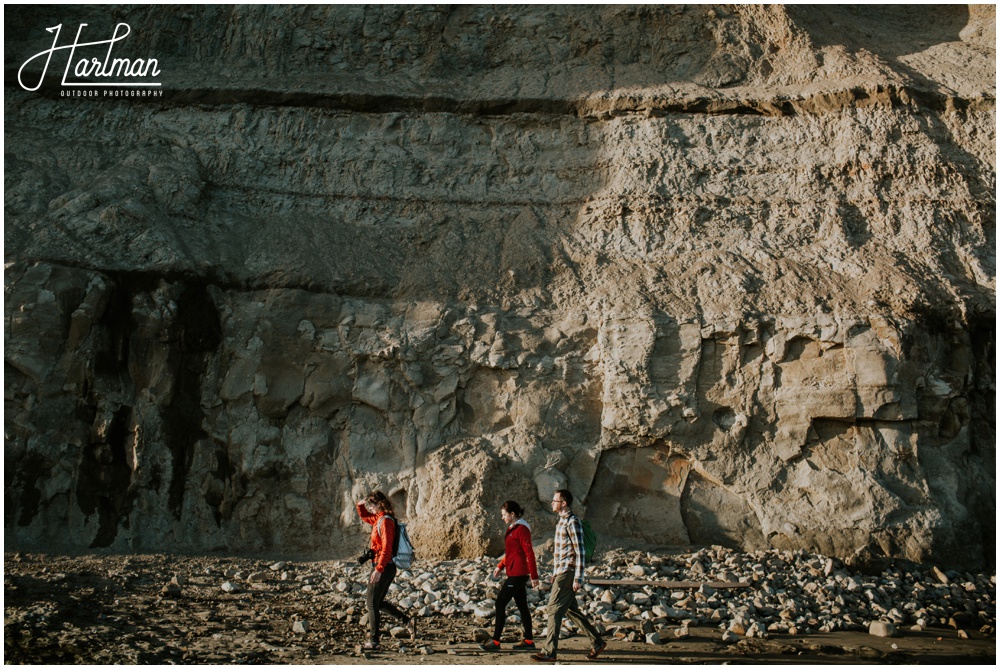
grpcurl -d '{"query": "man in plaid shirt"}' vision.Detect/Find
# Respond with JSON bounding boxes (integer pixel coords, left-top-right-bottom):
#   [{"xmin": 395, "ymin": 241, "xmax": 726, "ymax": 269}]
[{"xmin": 532, "ymin": 489, "xmax": 607, "ymax": 662}]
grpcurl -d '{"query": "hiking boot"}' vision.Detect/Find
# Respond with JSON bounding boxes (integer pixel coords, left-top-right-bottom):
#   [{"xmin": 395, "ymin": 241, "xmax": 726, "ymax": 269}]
[
  {"xmin": 479, "ymin": 640, "xmax": 500, "ymax": 652},
  {"xmin": 512, "ymin": 640, "xmax": 536, "ymax": 651},
  {"xmin": 531, "ymin": 652, "xmax": 557, "ymax": 662}
]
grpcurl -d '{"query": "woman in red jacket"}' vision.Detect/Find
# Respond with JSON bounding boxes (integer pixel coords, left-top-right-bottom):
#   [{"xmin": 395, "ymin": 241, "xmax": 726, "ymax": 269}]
[
  {"xmin": 357, "ymin": 490, "xmax": 415, "ymax": 650},
  {"xmin": 481, "ymin": 500, "xmax": 540, "ymax": 652}
]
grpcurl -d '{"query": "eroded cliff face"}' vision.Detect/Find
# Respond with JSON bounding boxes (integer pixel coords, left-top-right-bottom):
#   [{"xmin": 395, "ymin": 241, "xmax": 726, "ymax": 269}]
[{"xmin": 4, "ymin": 5, "xmax": 995, "ymax": 568}]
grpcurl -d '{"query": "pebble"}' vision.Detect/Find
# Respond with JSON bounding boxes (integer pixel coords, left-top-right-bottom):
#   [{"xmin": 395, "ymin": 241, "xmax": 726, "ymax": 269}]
[{"xmin": 292, "ymin": 620, "xmax": 309, "ymax": 633}]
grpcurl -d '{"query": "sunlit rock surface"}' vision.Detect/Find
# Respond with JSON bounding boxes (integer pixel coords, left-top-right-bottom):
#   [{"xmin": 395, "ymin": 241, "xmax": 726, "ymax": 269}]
[{"xmin": 4, "ymin": 5, "xmax": 995, "ymax": 569}]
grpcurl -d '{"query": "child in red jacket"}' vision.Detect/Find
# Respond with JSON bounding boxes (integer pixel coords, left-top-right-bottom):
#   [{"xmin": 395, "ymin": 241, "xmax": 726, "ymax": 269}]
[{"xmin": 481, "ymin": 500, "xmax": 540, "ymax": 651}]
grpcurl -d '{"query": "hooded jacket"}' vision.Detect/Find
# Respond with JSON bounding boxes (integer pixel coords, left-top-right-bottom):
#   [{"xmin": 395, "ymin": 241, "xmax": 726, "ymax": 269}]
[{"xmin": 496, "ymin": 518, "xmax": 539, "ymax": 580}]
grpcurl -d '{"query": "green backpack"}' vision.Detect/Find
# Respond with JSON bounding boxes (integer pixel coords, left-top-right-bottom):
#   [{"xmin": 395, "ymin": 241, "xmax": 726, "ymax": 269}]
[{"xmin": 580, "ymin": 519, "xmax": 597, "ymax": 563}]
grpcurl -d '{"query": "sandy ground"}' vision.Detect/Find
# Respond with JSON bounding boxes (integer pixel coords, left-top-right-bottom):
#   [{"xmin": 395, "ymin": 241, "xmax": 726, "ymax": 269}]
[{"xmin": 3, "ymin": 551, "xmax": 995, "ymax": 665}]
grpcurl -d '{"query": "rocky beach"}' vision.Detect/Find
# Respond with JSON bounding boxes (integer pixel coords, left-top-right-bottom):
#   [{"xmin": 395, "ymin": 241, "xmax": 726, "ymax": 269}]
[
  {"xmin": 4, "ymin": 6, "xmax": 996, "ymax": 666},
  {"xmin": 4, "ymin": 546, "xmax": 994, "ymax": 664}
]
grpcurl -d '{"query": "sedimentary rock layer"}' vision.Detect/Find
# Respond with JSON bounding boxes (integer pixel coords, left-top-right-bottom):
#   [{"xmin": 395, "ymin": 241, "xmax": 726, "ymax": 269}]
[{"xmin": 4, "ymin": 5, "xmax": 995, "ymax": 568}]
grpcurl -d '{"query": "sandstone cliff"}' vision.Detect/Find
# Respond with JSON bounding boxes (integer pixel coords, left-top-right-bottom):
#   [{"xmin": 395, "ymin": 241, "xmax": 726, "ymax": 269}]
[{"xmin": 4, "ymin": 5, "xmax": 995, "ymax": 569}]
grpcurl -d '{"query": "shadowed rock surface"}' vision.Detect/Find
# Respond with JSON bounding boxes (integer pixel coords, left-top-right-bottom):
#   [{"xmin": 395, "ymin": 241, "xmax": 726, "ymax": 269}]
[{"xmin": 4, "ymin": 5, "xmax": 995, "ymax": 569}]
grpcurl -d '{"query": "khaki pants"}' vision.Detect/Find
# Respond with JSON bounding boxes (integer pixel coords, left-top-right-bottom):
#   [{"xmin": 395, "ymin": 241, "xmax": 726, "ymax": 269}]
[{"xmin": 540, "ymin": 571, "xmax": 603, "ymax": 657}]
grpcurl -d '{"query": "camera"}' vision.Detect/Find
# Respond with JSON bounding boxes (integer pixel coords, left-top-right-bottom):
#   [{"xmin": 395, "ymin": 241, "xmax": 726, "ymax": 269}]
[{"xmin": 357, "ymin": 548, "xmax": 376, "ymax": 564}]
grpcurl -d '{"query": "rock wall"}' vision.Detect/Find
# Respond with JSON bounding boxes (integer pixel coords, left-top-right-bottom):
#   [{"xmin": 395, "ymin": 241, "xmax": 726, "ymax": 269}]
[{"xmin": 4, "ymin": 5, "xmax": 995, "ymax": 569}]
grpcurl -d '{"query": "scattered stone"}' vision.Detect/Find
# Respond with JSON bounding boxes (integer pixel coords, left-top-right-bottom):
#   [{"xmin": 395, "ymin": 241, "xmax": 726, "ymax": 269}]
[
  {"xmin": 662, "ymin": 606, "xmax": 692, "ymax": 620},
  {"xmin": 868, "ymin": 621, "xmax": 897, "ymax": 638},
  {"xmin": 3, "ymin": 546, "xmax": 996, "ymax": 665},
  {"xmin": 58, "ymin": 634, "xmax": 84, "ymax": 655},
  {"xmin": 628, "ymin": 565, "xmax": 646, "ymax": 578},
  {"xmin": 270, "ymin": 561, "xmax": 287, "ymax": 571},
  {"xmin": 948, "ymin": 613, "xmax": 973, "ymax": 630}
]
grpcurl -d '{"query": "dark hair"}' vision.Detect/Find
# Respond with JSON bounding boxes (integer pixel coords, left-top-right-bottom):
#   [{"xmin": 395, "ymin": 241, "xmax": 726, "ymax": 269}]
[
  {"xmin": 501, "ymin": 500, "xmax": 524, "ymax": 517},
  {"xmin": 366, "ymin": 490, "xmax": 395, "ymax": 517},
  {"xmin": 555, "ymin": 489, "xmax": 573, "ymax": 506}
]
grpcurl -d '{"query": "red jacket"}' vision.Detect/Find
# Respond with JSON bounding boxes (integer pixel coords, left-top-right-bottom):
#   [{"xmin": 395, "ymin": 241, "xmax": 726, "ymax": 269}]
[
  {"xmin": 497, "ymin": 519, "xmax": 539, "ymax": 580},
  {"xmin": 357, "ymin": 503, "xmax": 396, "ymax": 573}
]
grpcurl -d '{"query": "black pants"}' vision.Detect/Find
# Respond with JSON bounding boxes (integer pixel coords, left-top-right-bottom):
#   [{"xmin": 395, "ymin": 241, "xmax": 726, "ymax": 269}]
[
  {"xmin": 493, "ymin": 575, "xmax": 533, "ymax": 642},
  {"xmin": 366, "ymin": 563, "xmax": 409, "ymax": 642}
]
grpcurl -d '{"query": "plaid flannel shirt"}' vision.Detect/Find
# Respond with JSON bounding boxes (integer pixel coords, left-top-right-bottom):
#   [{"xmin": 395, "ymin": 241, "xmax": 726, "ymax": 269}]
[{"xmin": 553, "ymin": 512, "xmax": 586, "ymax": 582}]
